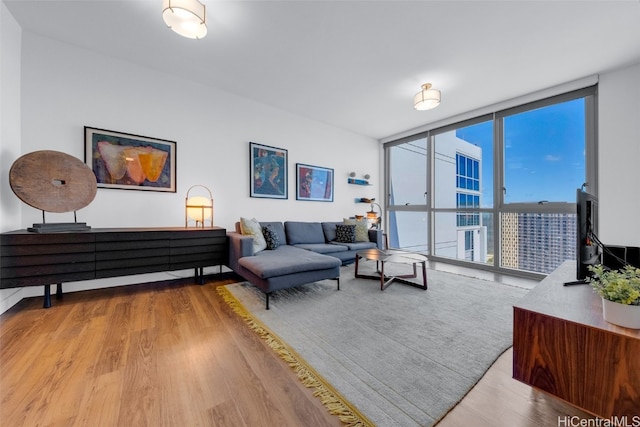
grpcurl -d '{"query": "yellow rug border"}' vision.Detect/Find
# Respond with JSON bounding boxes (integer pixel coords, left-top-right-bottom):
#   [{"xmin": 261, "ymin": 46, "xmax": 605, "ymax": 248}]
[{"xmin": 217, "ymin": 285, "xmax": 375, "ymax": 427}]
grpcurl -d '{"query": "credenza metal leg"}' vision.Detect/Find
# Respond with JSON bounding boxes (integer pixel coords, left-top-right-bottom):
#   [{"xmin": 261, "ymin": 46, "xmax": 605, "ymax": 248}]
[
  {"xmin": 43, "ymin": 285, "xmax": 51, "ymax": 308},
  {"xmin": 56, "ymin": 283, "xmax": 63, "ymax": 299}
]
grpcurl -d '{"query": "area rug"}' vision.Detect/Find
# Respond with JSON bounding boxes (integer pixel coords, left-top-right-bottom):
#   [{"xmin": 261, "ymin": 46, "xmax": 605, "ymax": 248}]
[{"xmin": 218, "ymin": 263, "xmax": 529, "ymax": 427}]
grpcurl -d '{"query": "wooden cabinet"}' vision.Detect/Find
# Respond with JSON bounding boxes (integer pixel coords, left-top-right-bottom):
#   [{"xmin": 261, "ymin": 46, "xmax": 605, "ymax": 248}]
[
  {"xmin": 95, "ymin": 230, "xmax": 172, "ymax": 278},
  {"xmin": 169, "ymin": 229, "xmax": 227, "ymax": 271},
  {"xmin": 0, "ymin": 232, "xmax": 96, "ymax": 288},
  {"xmin": 1, "ymin": 227, "xmax": 227, "ymax": 307},
  {"xmin": 513, "ymin": 261, "xmax": 640, "ymax": 418}
]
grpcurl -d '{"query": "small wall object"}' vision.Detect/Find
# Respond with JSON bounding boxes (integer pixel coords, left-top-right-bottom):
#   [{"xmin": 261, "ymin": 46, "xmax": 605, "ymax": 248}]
[
  {"xmin": 347, "ymin": 172, "xmax": 371, "ymax": 185},
  {"xmin": 9, "ymin": 150, "xmax": 97, "ymax": 232}
]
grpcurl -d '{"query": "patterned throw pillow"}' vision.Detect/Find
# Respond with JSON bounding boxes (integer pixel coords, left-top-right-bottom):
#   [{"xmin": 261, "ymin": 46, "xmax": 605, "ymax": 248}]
[
  {"xmin": 343, "ymin": 218, "xmax": 369, "ymax": 242},
  {"xmin": 240, "ymin": 217, "xmax": 267, "ymax": 253},
  {"xmin": 262, "ymin": 225, "xmax": 280, "ymax": 250},
  {"xmin": 335, "ymin": 224, "xmax": 356, "ymax": 243}
]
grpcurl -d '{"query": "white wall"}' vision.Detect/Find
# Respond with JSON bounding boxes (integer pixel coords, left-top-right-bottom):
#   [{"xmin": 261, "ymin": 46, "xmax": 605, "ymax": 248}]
[
  {"xmin": 0, "ymin": 2, "xmax": 24, "ymax": 313},
  {"xmin": 598, "ymin": 63, "xmax": 640, "ymax": 247},
  {"xmin": 0, "ymin": 31, "xmax": 380, "ymax": 313},
  {"xmin": 19, "ymin": 33, "xmax": 379, "ymax": 229}
]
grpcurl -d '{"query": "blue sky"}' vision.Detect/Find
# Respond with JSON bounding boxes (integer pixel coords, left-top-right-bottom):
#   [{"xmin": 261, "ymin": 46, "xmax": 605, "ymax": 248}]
[{"xmin": 456, "ymin": 98, "xmax": 585, "ymax": 206}]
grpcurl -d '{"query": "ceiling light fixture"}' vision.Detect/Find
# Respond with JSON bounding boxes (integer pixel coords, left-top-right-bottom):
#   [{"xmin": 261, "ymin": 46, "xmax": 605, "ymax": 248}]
[
  {"xmin": 414, "ymin": 83, "xmax": 441, "ymax": 110},
  {"xmin": 162, "ymin": 0, "xmax": 207, "ymax": 40}
]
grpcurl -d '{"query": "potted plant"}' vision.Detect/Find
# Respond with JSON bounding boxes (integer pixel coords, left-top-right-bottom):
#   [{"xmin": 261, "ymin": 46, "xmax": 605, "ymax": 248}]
[{"xmin": 587, "ymin": 264, "xmax": 640, "ymax": 329}]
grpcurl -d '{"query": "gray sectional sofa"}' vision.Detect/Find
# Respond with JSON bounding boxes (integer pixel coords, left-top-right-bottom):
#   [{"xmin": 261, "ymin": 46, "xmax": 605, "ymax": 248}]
[{"xmin": 227, "ymin": 221, "xmax": 383, "ymax": 309}]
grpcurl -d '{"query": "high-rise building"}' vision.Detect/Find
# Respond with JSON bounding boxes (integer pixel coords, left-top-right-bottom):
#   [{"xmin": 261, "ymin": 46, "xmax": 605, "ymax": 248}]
[
  {"xmin": 433, "ymin": 132, "xmax": 487, "ymax": 263},
  {"xmin": 501, "ymin": 212, "xmax": 576, "ymax": 274},
  {"xmin": 517, "ymin": 213, "xmax": 576, "ymax": 274},
  {"xmin": 501, "ymin": 212, "xmax": 519, "ymax": 269}
]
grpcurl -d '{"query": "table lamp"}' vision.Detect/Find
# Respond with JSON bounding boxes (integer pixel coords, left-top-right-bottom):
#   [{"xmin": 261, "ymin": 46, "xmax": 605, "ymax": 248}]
[{"xmin": 185, "ymin": 185, "xmax": 213, "ymax": 228}]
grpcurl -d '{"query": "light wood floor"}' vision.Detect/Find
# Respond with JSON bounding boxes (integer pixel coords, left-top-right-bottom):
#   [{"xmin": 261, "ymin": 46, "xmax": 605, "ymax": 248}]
[{"xmin": 0, "ymin": 273, "xmax": 593, "ymax": 427}]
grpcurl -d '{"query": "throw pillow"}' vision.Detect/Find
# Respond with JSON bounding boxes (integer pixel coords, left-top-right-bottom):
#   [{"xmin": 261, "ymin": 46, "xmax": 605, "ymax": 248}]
[
  {"xmin": 344, "ymin": 218, "xmax": 369, "ymax": 242},
  {"xmin": 262, "ymin": 225, "xmax": 280, "ymax": 250},
  {"xmin": 335, "ymin": 224, "xmax": 356, "ymax": 243},
  {"xmin": 240, "ymin": 217, "xmax": 267, "ymax": 253}
]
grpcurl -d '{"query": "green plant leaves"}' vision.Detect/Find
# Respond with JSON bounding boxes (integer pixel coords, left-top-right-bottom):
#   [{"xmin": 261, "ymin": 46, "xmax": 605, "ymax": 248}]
[{"xmin": 587, "ymin": 264, "xmax": 640, "ymax": 305}]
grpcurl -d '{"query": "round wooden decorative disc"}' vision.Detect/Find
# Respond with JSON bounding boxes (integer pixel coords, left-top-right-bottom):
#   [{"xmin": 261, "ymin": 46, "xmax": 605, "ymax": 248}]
[{"xmin": 9, "ymin": 150, "xmax": 97, "ymax": 213}]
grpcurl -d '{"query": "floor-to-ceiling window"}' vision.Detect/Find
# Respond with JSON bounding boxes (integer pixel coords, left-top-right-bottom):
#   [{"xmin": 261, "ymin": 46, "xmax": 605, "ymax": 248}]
[
  {"xmin": 498, "ymin": 94, "xmax": 594, "ymax": 275},
  {"xmin": 384, "ymin": 85, "xmax": 597, "ymax": 277},
  {"xmin": 386, "ymin": 137, "xmax": 428, "ymax": 252},
  {"xmin": 432, "ymin": 118, "xmax": 494, "ymax": 266}
]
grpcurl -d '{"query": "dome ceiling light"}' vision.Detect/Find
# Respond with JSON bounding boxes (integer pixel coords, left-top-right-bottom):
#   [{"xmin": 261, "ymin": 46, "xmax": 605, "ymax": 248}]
[
  {"xmin": 162, "ymin": 0, "xmax": 207, "ymax": 40},
  {"xmin": 414, "ymin": 83, "xmax": 441, "ymax": 110}
]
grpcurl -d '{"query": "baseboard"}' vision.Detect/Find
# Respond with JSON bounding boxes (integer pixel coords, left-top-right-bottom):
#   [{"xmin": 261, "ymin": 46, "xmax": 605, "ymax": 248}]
[{"xmin": 0, "ymin": 287, "xmax": 23, "ymax": 315}]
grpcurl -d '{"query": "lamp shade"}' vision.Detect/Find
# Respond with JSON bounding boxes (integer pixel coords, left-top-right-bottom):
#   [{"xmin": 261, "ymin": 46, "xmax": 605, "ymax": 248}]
[
  {"xmin": 414, "ymin": 83, "xmax": 441, "ymax": 110},
  {"xmin": 185, "ymin": 185, "xmax": 213, "ymax": 227},
  {"xmin": 186, "ymin": 196, "xmax": 212, "ymax": 222},
  {"xmin": 162, "ymin": 0, "xmax": 207, "ymax": 39}
]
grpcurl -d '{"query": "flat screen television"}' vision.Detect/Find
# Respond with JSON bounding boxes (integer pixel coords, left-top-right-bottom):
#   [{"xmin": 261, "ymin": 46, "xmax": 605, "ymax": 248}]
[{"xmin": 569, "ymin": 188, "xmax": 601, "ymax": 284}]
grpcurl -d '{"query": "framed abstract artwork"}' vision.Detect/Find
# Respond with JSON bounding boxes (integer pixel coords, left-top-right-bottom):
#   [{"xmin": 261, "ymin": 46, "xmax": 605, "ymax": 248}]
[
  {"xmin": 84, "ymin": 127, "xmax": 176, "ymax": 192},
  {"xmin": 296, "ymin": 163, "xmax": 334, "ymax": 202},
  {"xmin": 249, "ymin": 142, "xmax": 288, "ymax": 199}
]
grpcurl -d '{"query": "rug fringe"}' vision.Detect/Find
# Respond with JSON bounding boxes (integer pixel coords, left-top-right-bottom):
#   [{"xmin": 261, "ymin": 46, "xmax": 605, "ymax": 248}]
[{"xmin": 217, "ymin": 286, "xmax": 374, "ymax": 427}]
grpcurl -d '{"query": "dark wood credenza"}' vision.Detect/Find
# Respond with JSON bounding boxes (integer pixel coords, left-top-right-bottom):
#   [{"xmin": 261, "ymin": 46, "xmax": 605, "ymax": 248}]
[
  {"xmin": 0, "ymin": 227, "xmax": 228, "ymax": 308},
  {"xmin": 513, "ymin": 261, "xmax": 640, "ymax": 419}
]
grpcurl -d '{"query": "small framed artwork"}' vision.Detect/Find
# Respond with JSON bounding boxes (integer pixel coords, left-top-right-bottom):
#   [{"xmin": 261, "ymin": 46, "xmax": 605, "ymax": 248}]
[
  {"xmin": 296, "ymin": 163, "xmax": 334, "ymax": 202},
  {"xmin": 85, "ymin": 127, "xmax": 176, "ymax": 192},
  {"xmin": 250, "ymin": 142, "xmax": 288, "ymax": 199}
]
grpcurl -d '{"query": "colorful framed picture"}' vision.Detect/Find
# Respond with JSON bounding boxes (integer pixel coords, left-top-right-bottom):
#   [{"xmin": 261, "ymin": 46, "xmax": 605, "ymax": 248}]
[
  {"xmin": 250, "ymin": 142, "xmax": 288, "ymax": 199},
  {"xmin": 84, "ymin": 127, "xmax": 176, "ymax": 192},
  {"xmin": 296, "ymin": 163, "xmax": 334, "ymax": 202}
]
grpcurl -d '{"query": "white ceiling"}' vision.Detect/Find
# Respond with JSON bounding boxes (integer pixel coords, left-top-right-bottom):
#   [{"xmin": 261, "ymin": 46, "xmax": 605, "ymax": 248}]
[{"xmin": 5, "ymin": 0, "xmax": 640, "ymax": 140}]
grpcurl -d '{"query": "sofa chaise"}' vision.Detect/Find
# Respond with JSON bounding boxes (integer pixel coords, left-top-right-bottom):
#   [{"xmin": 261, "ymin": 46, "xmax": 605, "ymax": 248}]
[{"xmin": 227, "ymin": 220, "xmax": 383, "ymax": 308}]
